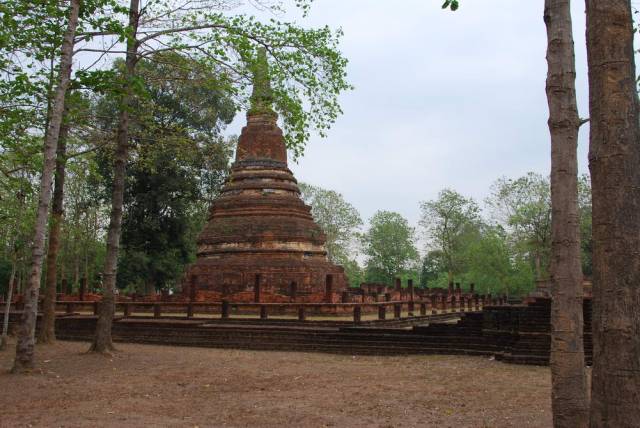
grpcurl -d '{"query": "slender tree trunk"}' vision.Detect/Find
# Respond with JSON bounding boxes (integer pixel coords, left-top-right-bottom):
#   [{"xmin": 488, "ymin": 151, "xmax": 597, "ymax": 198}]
[
  {"xmin": 83, "ymin": 246, "xmax": 89, "ymax": 294},
  {"xmin": 70, "ymin": 202, "xmax": 80, "ymax": 293},
  {"xmin": 534, "ymin": 251, "xmax": 543, "ymax": 281},
  {"xmin": 11, "ymin": 0, "xmax": 80, "ymax": 373},
  {"xmin": 73, "ymin": 250, "xmax": 79, "ymax": 292},
  {"xmin": 585, "ymin": 1, "xmax": 640, "ymax": 425},
  {"xmin": 0, "ymin": 255, "xmax": 17, "ymax": 350},
  {"xmin": 544, "ymin": 1, "xmax": 589, "ymax": 426},
  {"xmin": 39, "ymin": 106, "xmax": 70, "ymax": 344},
  {"xmin": 89, "ymin": 0, "xmax": 140, "ymax": 353},
  {"xmin": 60, "ymin": 266, "xmax": 67, "ymax": 296}
]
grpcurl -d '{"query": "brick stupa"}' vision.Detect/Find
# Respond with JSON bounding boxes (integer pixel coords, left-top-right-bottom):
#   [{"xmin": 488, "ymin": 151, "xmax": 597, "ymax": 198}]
[{"xmin": 182, "ymin": 50, "xmax": 346, "ymax": 303}]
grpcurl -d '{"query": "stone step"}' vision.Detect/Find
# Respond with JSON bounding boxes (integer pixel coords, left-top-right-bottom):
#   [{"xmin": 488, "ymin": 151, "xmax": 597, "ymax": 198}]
[
  {"xmin": 60, "ymin": 334, "xmax": 494, "ymax": 357},
  {"xmin": 59, "ymin": 326, "xmax": 500, "ymax": 354}
]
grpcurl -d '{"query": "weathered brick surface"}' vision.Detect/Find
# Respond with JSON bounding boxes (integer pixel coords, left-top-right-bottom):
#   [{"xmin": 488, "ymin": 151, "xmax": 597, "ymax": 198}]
[
  {"xmin": 57, "ymin": 293, "xmax": 102, "ymax": 302},
  {"xmin": 46, "ymin": 298, "xmax": 592, "ymax": 366},
  {"xmin": 182, "ymin": 112, "xmax": 347, "ymax": 302}
]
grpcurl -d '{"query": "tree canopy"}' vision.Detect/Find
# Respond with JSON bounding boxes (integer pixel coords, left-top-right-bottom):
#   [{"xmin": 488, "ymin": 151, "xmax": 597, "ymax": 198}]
[
  {"xmin": 112, "ymin": 54, "xmax": 236, "ymax": 293},
  {"xmin": 299, "ymin": 182, "xmax": 363, "ymax": 286},
  {"xmin": 420, "ymin": 188, "xmax": 481, "ymax": 282},
  {"xmin": 486, "ymin": 172, "xmax": 551, "ymax": 281},
  {"xmin": 362, "ymin": 210, "xmax": 419, "ymax": 285}
]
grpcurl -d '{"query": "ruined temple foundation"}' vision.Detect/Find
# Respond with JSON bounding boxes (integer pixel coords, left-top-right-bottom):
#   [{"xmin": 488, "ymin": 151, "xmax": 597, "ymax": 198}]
[{"xmin": 182, "ymin": 52, "xmax": 346, "ymax": 303}]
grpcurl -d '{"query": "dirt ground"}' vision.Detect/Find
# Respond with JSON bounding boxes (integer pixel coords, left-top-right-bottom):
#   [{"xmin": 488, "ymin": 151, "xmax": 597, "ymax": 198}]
[{"xmin": 0, "ymin": 339, "xmax": 552, "ymax": 428}]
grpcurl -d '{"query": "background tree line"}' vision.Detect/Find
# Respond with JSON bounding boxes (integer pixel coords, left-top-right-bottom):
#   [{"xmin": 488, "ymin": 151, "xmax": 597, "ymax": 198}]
[
  {"xmin": 301, "ymin": 171, "xmax": 592, "ymax": 298},
  {"xmin": 3, "ymin": 166, "xmax": 591, "ymax": 299}
]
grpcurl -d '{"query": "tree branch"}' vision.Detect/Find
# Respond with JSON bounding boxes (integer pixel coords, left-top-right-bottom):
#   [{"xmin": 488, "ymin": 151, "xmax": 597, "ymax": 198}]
[
  {"xmin": 74, "ymin": 48, "xmax": 129, "ymax": 55},
  {"xmin": 137, "ymin": 23, "xmax": 227, "ymax": 44},
  {"xmin": 66, "ymin": 140, "xmax": 111, "ymax": 159}
]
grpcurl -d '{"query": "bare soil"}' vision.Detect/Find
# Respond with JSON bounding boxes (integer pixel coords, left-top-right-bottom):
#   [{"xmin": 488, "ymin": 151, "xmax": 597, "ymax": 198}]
[{"xmin": 0, "ymin": 339, "xmax": 551, "ymax": 427}]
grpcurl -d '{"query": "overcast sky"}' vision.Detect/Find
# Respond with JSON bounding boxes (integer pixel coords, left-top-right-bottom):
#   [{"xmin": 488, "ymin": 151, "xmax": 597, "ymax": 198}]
[{"xmin": 226, "ymin": 0, "xmax": 591, "ymax": 228}]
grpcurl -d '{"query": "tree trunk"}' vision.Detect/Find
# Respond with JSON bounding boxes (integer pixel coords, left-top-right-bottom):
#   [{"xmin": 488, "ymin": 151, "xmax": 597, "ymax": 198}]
[
  {"xmin": 11, "ymin": 0, "xmax": 80, "ymax": 373},
  {"xmin": 60, "ymin": 258, "xmax": 67, "ymax": 295},
  {"xmin": 83, "ymin": 247, "xmax": 89, "ymax": 294},
  {"xmin": 70, "ymin": 201, "xmax": 80, "ymax": 293},
  {"xmin": 39, "ymin": 106, "xmax": 70, "ymax": 344},
  {"xmin": 73, "ymin": 250, "xmax": 79, "ymax": 293},
  {"xmin": 534, "ymin": 251, "xmax": 543, "ymax": 281},
  {"xmin": 544, "ymin": 1, "xmax": 589, "ymax": 426},
  {"xmin": 0, "ymin": 256, "xmax": 17, "ymax": 350},
  {"xmin": 89, "ymin": 0, "xmax": 140, "ymax": 353},
  {"xmin": 585, "ymin": 1, "xmax": 640, "ymax": 425}
]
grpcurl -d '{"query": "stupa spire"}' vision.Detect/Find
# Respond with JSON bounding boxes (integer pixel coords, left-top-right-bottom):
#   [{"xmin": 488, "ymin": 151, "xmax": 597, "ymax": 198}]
[{"xmin": 248, "ymin": 47, "xmax": 277, "ymax": 120}]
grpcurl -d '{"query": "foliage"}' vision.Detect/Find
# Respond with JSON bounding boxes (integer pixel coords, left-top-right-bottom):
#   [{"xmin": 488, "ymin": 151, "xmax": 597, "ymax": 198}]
[
  {"xmin": 298, "ymin": 183, "xmax": 362, "ymax": 261},
  {"xmin": 60, "ymin": 152, "xmax": 108, "ymax": 292},
  {"xmin": 420, "ymin": 223, "xmax": 536, "ymax": 297},
  {"xmin": 459, "ymin": 225, "xmax": 534, "ymax": 296},
  {"xmin": 441, "ymin": 0, "xmax": 459, "ymax": 11},
  {"xmin": 486, "ymin": 172, "xmax": 551, "ymax": 280},
  {"xmin": 0, "ymin": 0, "xmax": 126, "ymax": 299},
  {"xmin": 0, "ymin": 174, "xmax": 36, "ymax": 295},
  {"xmin": 341, "ymin": 258, "xmax": 365, "ymax": 288},
  {"xmin": 362, "ymin": 210, "xmax": 419, "ymax": 285},
  {"xmin": 578, "ymin": 174, "xmax": 592, "ymax": 276},
  {"xmin": 73, "ymin": 0, "xmax": 352, "ymax": 158},
  {"xmin": 419, "ymin": 188, "xmax": 481, "ymax": 281},
  {"xmin": 0, "ymin": 0, "xmax": 125, "ymax": 178},
  {"xmin": 298, "ymin": 182, "xmax": 363, "ymax": 287},
  {"xmin": 115, "ymin": 135, "xmax": 231, "ymax": 293},
  {"xmin": 417, "ymin": 174, "xmax": 592, "ymax": 296},
  {"xmin": 0, "ymin": 0, "xmax": 65, "ymax": 152},
  {"xmin": 91, "ymin": 54, "xmax": 235, "ymax": 293},
  {"xmin": 419, "ymin": 251, "xmax": 443, "ymax": 287},
  {"xmin": 417, "ymin": 184, "xmax": 559, "ymax": 296}
]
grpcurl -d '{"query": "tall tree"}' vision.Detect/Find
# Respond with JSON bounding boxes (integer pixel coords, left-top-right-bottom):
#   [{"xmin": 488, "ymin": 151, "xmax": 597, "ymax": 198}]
[
  {"xmin": 91, "ymin": 0, "xmax": 140, "ymax": 353},
  {"xmin": 0, "ymin": 204, "xmax": 21, "ymax": 350},
  {"xmin": 486, "ymin": 173, "xmax": 552, "ymax": 281},
  {"xmin": 462, "ymin": 225, "xmax": 529, "ymax": 296},
  {"xmin": 299, "ymin": 182, "xmax": 363, "ymax": 286},
  {"xmin": 39, "ymin": 100, "xmax": 71, "ymax": 344},
  {"xmin": 298, "ymin": 182, "xmax": 362, "ymax": 264},
  {"xmin": 544, "ymin": 1, "xmax": 589, "ymax": 425},
  {"xmin": 585, "ymin": 0, "xmax": 640, "ymax": 424},
  {"xmin": 0, "ymin": 177, "xmax": 34, "ymax": 350},
  {"xmin": 63, "ymin": 149, "xmax": 108, "ymax": 295},
  {"xmin": 12, "ymin": 0, "xmax": 80, "ymax": 373},
  {"xmin": 420, "ymin": 188, "xmax": 480, "ymax": 283},
  {"xmin": 39, "ymin": 89, "xmax": 99, "ymax": 342},
  {"xmin": 0, "ymin": 253, "xmax": 16, "ymax": 350},
  {"xmin": 111, "ymin": 53, "xmax": 234, "ymax": 294},
  {"xmin": 362, "ymin": 210, "xmax": 418, "ymax": 284}
]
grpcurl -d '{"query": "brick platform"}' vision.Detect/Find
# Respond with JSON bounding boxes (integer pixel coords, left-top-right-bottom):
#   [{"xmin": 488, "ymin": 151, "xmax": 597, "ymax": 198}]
[{"xmin": 6, "ymin": 298, "xmax": 592, "ymax": 366}]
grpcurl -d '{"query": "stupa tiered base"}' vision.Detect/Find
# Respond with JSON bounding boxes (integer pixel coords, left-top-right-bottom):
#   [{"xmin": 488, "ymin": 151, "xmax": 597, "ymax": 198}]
[{"xmin": 182, "ymin": 52, "xmax": 346, "ymax": 303}]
